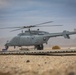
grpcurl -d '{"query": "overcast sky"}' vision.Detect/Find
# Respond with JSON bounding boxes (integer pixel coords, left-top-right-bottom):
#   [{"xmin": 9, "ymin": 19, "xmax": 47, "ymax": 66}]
[{"xmin": 0, "ymin": 0, "xmax": 76, "ymax": 37}]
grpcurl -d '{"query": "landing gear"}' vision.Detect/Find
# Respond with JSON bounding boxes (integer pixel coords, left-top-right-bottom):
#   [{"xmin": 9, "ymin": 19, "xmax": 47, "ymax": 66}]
[
  {"xmin": 5, "ymin": 45, "xmax": 9, "ymax": 50},
  {"xmin": 35, "ymin": 44, "xmax": 44, "ymax": 50},
  {"xmin": 14, "ymin": 46, "xmax": 16, "ymax": 49}
]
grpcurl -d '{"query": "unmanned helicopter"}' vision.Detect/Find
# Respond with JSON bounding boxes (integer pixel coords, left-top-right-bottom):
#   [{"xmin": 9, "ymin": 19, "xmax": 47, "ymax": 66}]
[{"xmin": 0, "ymin": 21, "xmax": 76, "ymax": 50}]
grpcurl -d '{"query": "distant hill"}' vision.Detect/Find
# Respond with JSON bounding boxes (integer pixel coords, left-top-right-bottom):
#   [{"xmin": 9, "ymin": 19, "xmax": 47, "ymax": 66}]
[{"xmin": 45, "ymin": 37, "xmax": 76, "ymax": 47}]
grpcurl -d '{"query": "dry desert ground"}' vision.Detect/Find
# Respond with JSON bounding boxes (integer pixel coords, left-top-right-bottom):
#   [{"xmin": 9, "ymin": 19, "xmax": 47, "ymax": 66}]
[{"xmin": 0, "ymin": 47, "xmax": 76, "ymax": 75}]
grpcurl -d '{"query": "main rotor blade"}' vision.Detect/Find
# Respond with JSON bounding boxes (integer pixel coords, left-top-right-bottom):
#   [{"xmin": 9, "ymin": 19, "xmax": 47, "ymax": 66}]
[
  {"xmin": 0, "ymin": 27, "xmax": 21, "ymax": 29},
  {"xmin": 10, "ymin": 28, "xmax": 24, "ymax": 32},
  {"xmin": 37, "ymin": 25, "xmax": 63, "ymax": 27},
  {"xmin": 0, "ymin": 26, "xmax": 32, "ymax": 29},
  {"xmin": 0, "ymin": 25, "xmax": 35, "ymax": 29},
  {"xmin": 32, "ymin": 21, "xmax": 53, "ymax": 26}
]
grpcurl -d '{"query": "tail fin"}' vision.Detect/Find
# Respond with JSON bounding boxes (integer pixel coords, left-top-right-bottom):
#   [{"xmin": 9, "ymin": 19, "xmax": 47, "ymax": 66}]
[{"xmin": 63, "ymin": 30, "xmax": 70, "ymax": 39}]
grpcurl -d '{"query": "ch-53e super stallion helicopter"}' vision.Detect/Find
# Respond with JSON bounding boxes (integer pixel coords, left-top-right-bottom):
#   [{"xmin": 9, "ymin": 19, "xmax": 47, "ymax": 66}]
[{"xmin": 0, "ymin": 21, "xmax": 76, "ymax": 50}]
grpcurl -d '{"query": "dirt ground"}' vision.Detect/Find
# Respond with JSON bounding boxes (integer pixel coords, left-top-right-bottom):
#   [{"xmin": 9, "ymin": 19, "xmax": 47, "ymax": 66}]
[
  {"xmin": 0, "ymin": 46, "xmax": 76, "ymax": 75},
  {"xmin": 0, "ymin": 54, "xmax": 76, "ymax": 75}
]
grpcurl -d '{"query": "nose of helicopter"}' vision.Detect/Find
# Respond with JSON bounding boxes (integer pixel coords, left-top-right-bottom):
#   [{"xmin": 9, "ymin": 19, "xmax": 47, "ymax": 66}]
[{"xmin": 5, "ymin": 41, "xmax": 10, "ymax": 46}]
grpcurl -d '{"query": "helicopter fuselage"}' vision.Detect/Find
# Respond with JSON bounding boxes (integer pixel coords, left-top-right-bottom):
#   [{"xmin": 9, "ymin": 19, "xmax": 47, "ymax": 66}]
[{"xmin": 5, "ymin": 30, "xmax": 50, "ymax": 47}]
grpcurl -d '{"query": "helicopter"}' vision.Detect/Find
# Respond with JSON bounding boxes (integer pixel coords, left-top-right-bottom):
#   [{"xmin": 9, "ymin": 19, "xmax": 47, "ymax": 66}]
[{"xmin": 0, "ymin": 21, "xmax": 76, "ymax": 50}]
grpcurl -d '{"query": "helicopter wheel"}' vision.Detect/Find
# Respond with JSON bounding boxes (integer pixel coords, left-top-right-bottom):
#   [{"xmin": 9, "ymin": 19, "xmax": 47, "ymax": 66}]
[
  {"xmin": 5, "ymin": 46, "xmax": 9, "ymax": 50},
  {"xmin": 35, "ymin": 44, "xmax": 44, "ymax": 50}
]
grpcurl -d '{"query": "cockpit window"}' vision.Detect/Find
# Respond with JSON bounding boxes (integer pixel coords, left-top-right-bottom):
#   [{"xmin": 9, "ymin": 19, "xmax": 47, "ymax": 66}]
[
  {"xmin": 30, "ymin": 31, "xmax": 38, "ymax": 35},
  {"xmin": 38, "ymin": 33, "xmax": 44, "ymax": 35}
]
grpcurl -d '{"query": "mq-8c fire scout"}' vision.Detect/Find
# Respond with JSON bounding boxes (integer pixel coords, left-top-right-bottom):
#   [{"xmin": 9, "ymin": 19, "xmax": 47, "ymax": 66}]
[{"xmin": 0, "ymin": 21, "xmax": 76, "ymax": 50}]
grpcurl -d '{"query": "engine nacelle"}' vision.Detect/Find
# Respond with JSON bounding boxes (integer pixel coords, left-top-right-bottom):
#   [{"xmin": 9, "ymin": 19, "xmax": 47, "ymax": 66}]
[{"xmin": 63, "ymin": 30, "xmax": 70, "ymax": 39}]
